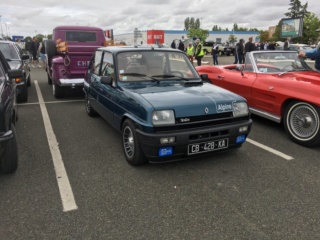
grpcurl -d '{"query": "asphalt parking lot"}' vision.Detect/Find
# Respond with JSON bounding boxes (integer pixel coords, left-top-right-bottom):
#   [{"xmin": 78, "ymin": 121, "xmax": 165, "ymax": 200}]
[{"xmin": 1, "ymin": 57, "xmax": 320, "ymax": 240}]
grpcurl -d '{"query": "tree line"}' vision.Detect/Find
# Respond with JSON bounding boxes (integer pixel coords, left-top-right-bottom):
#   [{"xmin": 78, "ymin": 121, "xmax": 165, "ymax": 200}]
[{"xmin": 184, "ymin": 0, "xmax": 320, "ymax": 45}]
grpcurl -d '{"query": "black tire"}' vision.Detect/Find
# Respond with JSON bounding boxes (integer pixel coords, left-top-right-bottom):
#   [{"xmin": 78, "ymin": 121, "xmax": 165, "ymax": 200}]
[
  {"xmin": 27, "ymin": 74, "xmax": 31, "ymax": 87},
  {"xmin": 45, "ymin": 40, "xmax": 57, "ymax": 85},
  {"xmin": 45, "ymin": 40, "xmax": 57, "ymax": 68},
  {"xmin": 17, "ymin": 84, "xmax": 28, "ymax": 102},
  {"xmin": 284, "ymin": 101, "xmax": 320, "ymax": 147},
  {"xmin": 122, "ymin": 119, "xmax": 147, "ymax": 166},
  {"xmin": 85, "ymin": 95, "xmax": 98, "ymax": 117},
  {"xmin": 0, "ymin": 124, "xmax": 18, "ymax": 174},
  {"xmin": 53, "ymin": 82, "xmax": 65, "ymax": 98}
]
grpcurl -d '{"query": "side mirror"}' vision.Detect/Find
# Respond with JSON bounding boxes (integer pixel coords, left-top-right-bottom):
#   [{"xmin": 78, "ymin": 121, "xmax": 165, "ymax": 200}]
[
  {"xmin": 22, "ymin": 54, "xmax": 30, "ymax": 60},
  {"xmin": 100, "ymin": 76, "xmax": 112, "ymax": 85}
]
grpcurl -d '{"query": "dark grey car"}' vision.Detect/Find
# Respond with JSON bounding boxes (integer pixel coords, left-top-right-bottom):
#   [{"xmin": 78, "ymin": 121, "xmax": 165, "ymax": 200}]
[{"xmin": 0, "ymin": 40, "xmax": 31, "ymax": 102}]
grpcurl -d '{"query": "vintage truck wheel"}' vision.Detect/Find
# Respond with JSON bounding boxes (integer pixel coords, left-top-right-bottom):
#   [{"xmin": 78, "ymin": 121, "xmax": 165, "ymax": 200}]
[
  {"xmin": 0, "ymin": 124, "xmax": 18, "ymax": 174},
  {"xmin": 45, "ymin": 40, "xmax": 57, "ymax": 68},
  {"xmin": 284, "ymin": 101, "xmax": 320, "ymax": 147},
  {"xmin": 53, "ymin": 82, "xmax": 65, "ymax": 98},
  {"xmin": 122, "ymin": 119, "xmax": 147, "ymax": 166}
]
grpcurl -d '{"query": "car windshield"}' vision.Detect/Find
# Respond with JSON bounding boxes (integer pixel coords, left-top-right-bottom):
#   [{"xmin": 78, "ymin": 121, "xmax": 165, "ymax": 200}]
[
  {"xmin": 116, "ymin": 51, "xmax": 199, "ymax": 82},
  {"xmin": 0, "ymin": 43, "xmax": 19, "ymax": 60},
  {"xmin": 250, "ymin": 51, "xmax": 312, "ymax": 73}
]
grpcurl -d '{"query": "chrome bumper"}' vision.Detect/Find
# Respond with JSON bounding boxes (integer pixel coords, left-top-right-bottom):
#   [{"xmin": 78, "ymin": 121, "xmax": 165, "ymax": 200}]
[{"xmin": 59, "ymin": 78, "xmax": 84, "ymax": 87}]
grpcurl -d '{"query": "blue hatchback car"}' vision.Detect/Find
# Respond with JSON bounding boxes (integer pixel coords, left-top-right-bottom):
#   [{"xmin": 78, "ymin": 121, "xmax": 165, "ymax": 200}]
[{"xmin": 84, "ymin": 46, "xmax": 252, "ymax": 165}]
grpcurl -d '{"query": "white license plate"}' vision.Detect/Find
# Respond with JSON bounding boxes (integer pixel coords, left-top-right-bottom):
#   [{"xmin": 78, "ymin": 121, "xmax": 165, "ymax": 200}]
[{"xmin": 188, "ymin": 138, "xmax": 229, "ymax": 155}]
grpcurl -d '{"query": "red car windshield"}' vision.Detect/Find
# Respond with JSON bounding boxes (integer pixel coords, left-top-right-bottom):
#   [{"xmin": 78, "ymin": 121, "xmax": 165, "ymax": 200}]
[{"xmin": 248, "ymin": 51, "xmax": 311, "ymax": 73}]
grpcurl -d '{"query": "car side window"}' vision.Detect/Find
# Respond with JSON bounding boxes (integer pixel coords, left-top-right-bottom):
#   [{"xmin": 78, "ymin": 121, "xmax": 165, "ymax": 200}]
[
  {"xmin": 101, "ymin": 52, "xmax": 114, "ymax": 77},
  {"xmin": 94, "ymin": 51, "xmax": 103, "ymax": 75}
]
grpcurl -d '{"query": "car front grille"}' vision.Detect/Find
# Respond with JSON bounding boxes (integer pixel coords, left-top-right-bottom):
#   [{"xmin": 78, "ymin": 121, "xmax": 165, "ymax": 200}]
[{"xmin": 154, "ymin": 113, "xmax": 250, "ymax": 132}]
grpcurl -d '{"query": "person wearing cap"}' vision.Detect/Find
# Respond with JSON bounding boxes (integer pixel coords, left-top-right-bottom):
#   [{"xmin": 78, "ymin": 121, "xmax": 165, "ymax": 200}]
[
  {"xmin": 298, "ymin": 28, "xmax": 320, "ymax": 71},
  {"xmin": 194, "ymin": 39, "xmax": 204, "ymax": 66},
  {"xmin": 186, "ymin": 42, "xmax": 195, "ymax": 63}
]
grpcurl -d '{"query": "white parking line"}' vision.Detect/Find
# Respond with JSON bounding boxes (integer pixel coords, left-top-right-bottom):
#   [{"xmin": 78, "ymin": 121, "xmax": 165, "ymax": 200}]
[
  {"xmin": 246, "ymin": 138, "xmax": 294, "ymax": 160},
  {"xmin": 34, "ymin": 80, "xmax": 78, "ymax": 212}
]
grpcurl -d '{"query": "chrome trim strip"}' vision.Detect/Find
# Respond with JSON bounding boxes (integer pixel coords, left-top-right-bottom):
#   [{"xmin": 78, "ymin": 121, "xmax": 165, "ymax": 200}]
[
  {"xmin": 59, "ymin": 78, "xmax": 84, "ymax": 86},
  {"xmin": 249, "ymin": 107, "xmax": 281, "ymax": 123}
]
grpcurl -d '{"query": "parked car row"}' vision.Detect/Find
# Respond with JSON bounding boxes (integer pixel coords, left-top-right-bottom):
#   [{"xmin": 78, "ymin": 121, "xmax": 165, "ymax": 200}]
[
  {"xmin": 0, "ymin": 40, "xmax": 31, "ymax": 102},
  {"xmin": 0, "ymin": 50, "xmax": 23, "ymax": 174}
]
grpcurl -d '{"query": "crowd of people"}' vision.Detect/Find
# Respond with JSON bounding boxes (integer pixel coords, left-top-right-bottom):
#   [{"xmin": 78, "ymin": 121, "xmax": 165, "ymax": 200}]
[
  {"xmin": 24, "ymin": 37, "xmax": 46, "ymax": 68},
  {"xmin": 170, "ymin": 31, "xmax": 320, "ymax": 71}
]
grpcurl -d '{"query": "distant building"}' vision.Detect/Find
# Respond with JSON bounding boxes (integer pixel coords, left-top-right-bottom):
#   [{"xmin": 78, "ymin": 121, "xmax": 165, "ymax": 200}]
[{"xmin": 114, "ymin": 29, "xmax": 260, "ymax": 46}]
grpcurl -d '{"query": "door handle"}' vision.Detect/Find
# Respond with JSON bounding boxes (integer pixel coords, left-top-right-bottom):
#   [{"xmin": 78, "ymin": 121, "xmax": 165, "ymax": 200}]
[{"xmin": 218, "ymin": 75, "xmax": 225, "ymax": 79}]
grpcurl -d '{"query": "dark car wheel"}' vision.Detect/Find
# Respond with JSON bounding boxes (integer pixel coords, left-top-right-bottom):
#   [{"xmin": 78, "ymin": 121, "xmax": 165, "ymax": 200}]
[
  {"xmin": 47, "ymin": 72, "xmax": 52, "ymax": 85},
  {"xmin": 27, "ymin": 74, "xmax": 31, "ymax": 87},
  {"xmin": 0, "ymin": 124, "xmax": 18, "ymax": 174},
  {"xmin": 122, "ymin": 119, "xmax": 147, "ymax": 166},
  {"xmin": 284, "ymin": 101, "xmax": 320, "ymax": 147},
  {"xmin": 17, "ymin": 85, "xmax": 28, "ymax": 102},
  {"xmin": 53, "ymin": 82, "xmax": 65, "ymax": 98},
  {"xmin": 85, "ymin": 95, "xmax": 98, "ymax": 117}
]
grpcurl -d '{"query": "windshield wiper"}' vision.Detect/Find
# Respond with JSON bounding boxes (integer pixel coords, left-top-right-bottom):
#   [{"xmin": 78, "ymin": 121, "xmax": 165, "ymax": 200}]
[
  {"xmin": 150, "ymin": 74, "xmax": 190, "ymax": 81},
  {"xmin": 121, "ymin": 73, "xmax": 160, "ymax": 83}
]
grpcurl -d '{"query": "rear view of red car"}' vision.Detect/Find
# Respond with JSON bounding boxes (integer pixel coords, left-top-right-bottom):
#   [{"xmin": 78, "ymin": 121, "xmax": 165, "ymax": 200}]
[{"xmin": 45, "ymin": 26, "xmax": 106, "ymax": 98}]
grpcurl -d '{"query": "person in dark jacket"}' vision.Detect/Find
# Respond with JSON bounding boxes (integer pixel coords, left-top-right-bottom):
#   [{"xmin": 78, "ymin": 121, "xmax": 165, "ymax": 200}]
[
  {"xmin": 178, "ymin": 40, "xmax": 185, "ymax": 52},
  {"xmin": 234, "ymin": 39, "xmax": 244, "ymax": 64},
  {"xmin": 171, "ymin": 40, "xmax": 176, "ymax": 49},
  {"xmin": 244, "ymin": 37, "xmax": 255, "ymax": 54}
]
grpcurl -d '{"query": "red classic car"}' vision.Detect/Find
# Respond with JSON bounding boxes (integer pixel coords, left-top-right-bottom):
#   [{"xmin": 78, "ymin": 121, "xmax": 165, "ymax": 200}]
[{"xmin": 196, "ymin": 50, "xmax": 320, "ymax": 147}]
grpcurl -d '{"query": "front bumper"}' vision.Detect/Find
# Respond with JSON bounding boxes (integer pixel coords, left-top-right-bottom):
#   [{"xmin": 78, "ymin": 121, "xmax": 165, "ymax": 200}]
[
  {"xmin": 136, "ymin": 119, "xmax": 252, "ymax": 163},
  {"xmin": 59, "ymin": 78, "xmax": 84, "ymax": 87}
]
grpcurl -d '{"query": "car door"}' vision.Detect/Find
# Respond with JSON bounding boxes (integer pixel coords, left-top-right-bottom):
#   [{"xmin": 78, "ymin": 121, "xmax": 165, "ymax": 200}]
[
  {"xmin": 95, "ymin": 51, "xmax": 118, "ymax": 127},
  {"xmin": 87, "ymin": 50, "xmax": 103, "ymax": 114}
]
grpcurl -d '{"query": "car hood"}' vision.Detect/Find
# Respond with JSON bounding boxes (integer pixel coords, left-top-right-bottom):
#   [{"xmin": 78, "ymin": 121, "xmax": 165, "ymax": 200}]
[
  {"xmin": 122, "ymin": 82, "xmax": 245, "ymax": 117},
  {"xmin": 7, "ymin": 61, "xmax": 22, "ymax": 70}
]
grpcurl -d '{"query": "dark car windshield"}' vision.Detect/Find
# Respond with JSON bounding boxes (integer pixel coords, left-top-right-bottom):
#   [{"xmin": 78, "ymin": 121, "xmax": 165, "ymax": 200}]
[
  {"xmin": 0, "ymin": 43, "xmax": 20, "ymax": 60},
  {"xmin": 117, "ymin": 51, "xmax": 199, "ymax": 82}
]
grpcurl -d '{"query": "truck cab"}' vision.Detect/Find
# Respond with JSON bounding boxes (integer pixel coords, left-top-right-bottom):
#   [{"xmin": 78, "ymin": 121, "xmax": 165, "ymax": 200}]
[{"xmin": 45, "ymin": 26, "xmax": 106, "ymax": 98}]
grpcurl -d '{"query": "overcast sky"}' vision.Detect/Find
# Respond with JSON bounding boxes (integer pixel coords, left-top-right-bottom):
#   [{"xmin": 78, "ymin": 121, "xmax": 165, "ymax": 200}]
[{"xmin": 1, "ymin": 0, "xmax": 319, "ymax": 38}]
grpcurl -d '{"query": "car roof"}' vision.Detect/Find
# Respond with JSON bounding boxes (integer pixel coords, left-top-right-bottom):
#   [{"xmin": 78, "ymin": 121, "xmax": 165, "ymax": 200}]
[{"xmin": 97, "ymin": 45, "xmax": 182, "ymax": 53}]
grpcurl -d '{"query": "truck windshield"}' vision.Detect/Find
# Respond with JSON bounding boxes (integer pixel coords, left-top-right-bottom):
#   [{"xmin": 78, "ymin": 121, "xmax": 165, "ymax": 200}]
[{"xmin": 66, "ymin": 31, "xmax": 97, "ymax": 42}]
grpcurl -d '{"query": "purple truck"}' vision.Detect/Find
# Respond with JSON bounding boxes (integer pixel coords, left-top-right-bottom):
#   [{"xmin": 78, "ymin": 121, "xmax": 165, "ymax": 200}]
[{"xmin": 45, "ymin": 26, "xmax": 106, "ymax": 98}]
